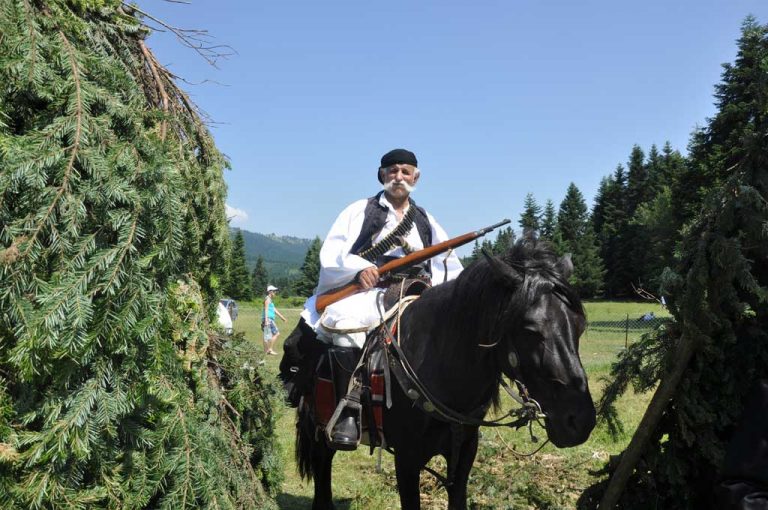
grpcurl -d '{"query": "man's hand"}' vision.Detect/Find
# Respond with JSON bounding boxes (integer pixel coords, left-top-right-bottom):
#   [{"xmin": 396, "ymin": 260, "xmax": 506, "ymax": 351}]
[{"xmin": 356, "ymin": 266, "xmax": 380, "ymax": 289}]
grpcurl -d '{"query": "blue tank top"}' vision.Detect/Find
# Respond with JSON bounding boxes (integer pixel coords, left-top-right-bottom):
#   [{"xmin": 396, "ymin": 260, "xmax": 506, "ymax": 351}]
[{"xmin": 263, "ymin": 300, "xmax": 275, "ymax": 320}]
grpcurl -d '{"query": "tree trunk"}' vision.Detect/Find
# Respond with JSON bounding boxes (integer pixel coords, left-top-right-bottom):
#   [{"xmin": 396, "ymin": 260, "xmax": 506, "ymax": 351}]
[{"xmin": 599, "ymin": 332, "xmax": 698, "ymax": 509}]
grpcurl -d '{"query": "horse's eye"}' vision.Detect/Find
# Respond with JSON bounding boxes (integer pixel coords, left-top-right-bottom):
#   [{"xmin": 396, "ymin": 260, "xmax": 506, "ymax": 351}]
[{"xmin": 521, "ymin": 323, "xmax": 543, "ymax": 338}]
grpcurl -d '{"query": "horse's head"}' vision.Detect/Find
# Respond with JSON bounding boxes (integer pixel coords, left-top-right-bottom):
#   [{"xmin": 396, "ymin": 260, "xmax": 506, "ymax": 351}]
[{"xmin": 482, "ymin": 244, "xmax": 596, "ymax": 448}]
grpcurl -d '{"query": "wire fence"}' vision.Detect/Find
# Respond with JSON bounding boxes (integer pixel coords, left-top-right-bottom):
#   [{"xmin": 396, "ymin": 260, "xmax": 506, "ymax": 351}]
[{"xmin": 586, "ymin": 314, "xmax": 671, "ymax": 348}]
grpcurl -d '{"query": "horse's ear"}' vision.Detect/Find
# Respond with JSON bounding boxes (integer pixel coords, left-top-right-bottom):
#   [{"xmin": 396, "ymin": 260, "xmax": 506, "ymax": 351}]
[
  {"xmin": 557, "ymin": 254, "xmax": 574, "ymax": 279},
  {"xmin": 482, "ymin": 248, "xmax": 522, "ymax": 287}
]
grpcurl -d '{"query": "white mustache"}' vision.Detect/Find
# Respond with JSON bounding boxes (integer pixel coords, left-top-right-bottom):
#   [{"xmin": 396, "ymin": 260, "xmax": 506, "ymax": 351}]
[{"xmin": 383, "ymin": 180, "xmax": 416, "ymax": 193}]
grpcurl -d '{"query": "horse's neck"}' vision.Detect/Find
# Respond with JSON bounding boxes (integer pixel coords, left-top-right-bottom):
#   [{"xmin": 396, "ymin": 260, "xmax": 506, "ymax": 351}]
[{"xmin": 402, "ymin": 293, "xmax": 500, "ymax": 410}]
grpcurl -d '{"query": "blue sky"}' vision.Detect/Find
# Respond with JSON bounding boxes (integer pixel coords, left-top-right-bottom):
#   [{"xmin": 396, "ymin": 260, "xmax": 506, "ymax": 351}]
[{"xmin": 141, "ymin": 0, "xmax": 768, "ymax": 252}]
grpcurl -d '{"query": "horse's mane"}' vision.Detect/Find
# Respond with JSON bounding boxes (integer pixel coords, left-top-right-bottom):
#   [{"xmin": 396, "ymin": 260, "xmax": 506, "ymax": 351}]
[{"xmin": 446, "ymin": 236, "xmax": 584, "ymax": 345}]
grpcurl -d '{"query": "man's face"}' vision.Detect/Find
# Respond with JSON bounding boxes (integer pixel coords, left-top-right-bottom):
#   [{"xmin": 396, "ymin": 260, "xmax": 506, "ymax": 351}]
[{"xmin": 380, "ymin": 164, "xmax": 419, "ymax": 199}]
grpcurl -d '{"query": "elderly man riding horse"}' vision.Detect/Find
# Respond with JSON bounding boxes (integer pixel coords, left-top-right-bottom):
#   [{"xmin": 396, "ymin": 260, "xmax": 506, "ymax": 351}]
[{"xmin": 279, "ymin": 148, "xmax": 462, "ymax": 450}]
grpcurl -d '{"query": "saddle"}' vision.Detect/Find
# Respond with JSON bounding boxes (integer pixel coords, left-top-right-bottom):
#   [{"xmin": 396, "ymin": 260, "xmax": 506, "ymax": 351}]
[{"xmin": 309, "ymin": 278, "xmax": 430, "ymax": 450}]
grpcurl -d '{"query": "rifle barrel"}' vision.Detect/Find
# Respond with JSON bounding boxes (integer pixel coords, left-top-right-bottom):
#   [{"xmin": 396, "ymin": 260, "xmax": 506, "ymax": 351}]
[{"xmin": 479, "ymin": 218, "xmax": 511, "ymax": 234}]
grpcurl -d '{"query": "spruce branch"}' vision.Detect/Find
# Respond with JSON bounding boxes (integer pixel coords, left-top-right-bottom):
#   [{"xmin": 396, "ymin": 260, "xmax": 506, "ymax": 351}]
[
  {"xmin": 98, "ymin": 212, "xmax": 138, "ymax": 297},
  {"xmin": 22, "ymin": 0, "xmax": 37, "ymax": 83},
  {"xmin": 22, "ymin": 30, "xmax": 84, "ymax": 259}
]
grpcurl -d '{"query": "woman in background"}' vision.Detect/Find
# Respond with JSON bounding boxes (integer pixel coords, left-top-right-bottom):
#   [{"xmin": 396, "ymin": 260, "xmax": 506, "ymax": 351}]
[{"xmin": 263, "ymin": 285, "xmax": 287, "ymax": 355}]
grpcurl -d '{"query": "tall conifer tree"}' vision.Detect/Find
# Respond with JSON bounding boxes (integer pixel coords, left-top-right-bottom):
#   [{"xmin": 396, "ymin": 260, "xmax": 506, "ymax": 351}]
[
  {"xmin": 625, "ymin": 145, "xmax": 649, "ymax": 214},
  {"xmin": 631, "ymin": 187, "xmax": 677, "ymax": 291},
  {"xmin": 518, "ymin": 193, "xmax": 542, "ymax": 234},
  {"xmin": 645, "ymin": 144, "xmax": 664, "ymax": 198},
  {"xmin": 555, "ymin": 184, "xmax": 604, "ymax": 297},
  {"xmin": 540, "ymin": 199, "xmax": 557, "ymax": 241},
  {"xmin": 591, "ymin": 177, "xmax": 611, "ymax": 236},
  {"xmin": 251, "ymin": 255, "xmax": 269, "ymax": 297},
  {"xmin": 556, "ymin": 183, "xmax": 588, "ymax": 241},
  {"xmin": 226, "ymin": 230, "xmax": 252, "ymax": 300},
  {"xmin": 492, "ymin": 227, "xmax": 516, "ymax": 255},
  {"xmin": 622, "ymin": 146, "xmax": 652, "ymax": 291},
  {"xmin": 294, "ymin": 237, "xmax": 322, "ymax": 297},
  {"xmin": 597, "ymin": 17, "xmax": 768, "ymax": 508},
  {"xmin": 596, "ymin": 165, "xmax": 631, "ymax": 296}
]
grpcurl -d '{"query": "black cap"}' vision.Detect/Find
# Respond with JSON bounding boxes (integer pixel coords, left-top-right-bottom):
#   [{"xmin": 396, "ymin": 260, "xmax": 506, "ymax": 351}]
[{"xmin": 379, "ymin": 149, "xmax": 418, "ymax": 183}]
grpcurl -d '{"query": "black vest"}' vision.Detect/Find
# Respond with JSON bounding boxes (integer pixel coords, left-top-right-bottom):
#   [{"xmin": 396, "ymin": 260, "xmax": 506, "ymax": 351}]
[{"xmin": 349, "ymin": 192, "xmax": 433, "ymax": 262}]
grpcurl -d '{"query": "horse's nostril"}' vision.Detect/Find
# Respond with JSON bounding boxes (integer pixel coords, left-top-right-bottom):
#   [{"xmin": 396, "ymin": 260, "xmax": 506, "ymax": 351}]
[{"xmin": 564, "ymin": 407, "xmax": 597, "ymax": 438}]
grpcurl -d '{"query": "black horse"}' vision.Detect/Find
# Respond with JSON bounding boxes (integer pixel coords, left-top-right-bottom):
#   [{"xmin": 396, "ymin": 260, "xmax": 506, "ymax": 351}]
[{"xmin": 295, "ymin": 238, "xmax": 596, "ymax": 510}]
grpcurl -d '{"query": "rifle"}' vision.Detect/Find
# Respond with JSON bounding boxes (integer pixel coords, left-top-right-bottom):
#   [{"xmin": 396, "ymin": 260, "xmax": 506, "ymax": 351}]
[{"xmin": 314, "ymin": 219, "xmax": 511, "ymax": 312}]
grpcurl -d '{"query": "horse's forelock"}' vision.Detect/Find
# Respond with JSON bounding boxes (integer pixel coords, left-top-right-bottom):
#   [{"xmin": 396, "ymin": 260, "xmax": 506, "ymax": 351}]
[{"xmin": 504, "ymin": 238, "xmax": 584, "ymax": 313}]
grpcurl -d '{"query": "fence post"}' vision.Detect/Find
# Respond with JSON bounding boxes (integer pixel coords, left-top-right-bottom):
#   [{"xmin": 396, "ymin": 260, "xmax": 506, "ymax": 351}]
[{"xmin": 625, "ymin": 313, "xmax": 629, "ymax": 348}]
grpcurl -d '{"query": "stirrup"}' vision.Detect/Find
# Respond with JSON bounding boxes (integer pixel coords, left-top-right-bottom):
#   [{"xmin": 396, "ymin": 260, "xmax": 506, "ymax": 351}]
[{"xmin": 325, "ymin": 396, "xmax": 361, "ymax": 451}]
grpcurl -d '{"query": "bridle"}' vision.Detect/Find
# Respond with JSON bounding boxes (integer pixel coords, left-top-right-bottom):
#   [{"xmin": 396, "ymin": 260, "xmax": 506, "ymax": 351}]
[{"xmin": 379, "ymin": 292, "xmax": 547, "ymax": 432}]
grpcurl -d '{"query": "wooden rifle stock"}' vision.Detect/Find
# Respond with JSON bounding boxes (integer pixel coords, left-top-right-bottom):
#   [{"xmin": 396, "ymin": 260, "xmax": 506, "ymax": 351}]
[{"xmin": 314, "ymin": 218, "xmax": 511, "ymax": 312}]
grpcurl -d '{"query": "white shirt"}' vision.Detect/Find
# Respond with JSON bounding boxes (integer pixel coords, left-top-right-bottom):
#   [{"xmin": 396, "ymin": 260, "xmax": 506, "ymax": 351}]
[
  {"xmin": 301, "ymin": 194, "xmax": 463, "ymax": 334},
  {"xmin": 216, "ymin": 302, "xmax": 233, "ymax": 334}
]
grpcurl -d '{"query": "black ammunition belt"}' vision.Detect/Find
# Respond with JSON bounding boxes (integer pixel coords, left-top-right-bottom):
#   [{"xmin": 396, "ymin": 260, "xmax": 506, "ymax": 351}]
[{"xmin": 357, "ymin": 206, "xmax": 417, "ymax": 262}]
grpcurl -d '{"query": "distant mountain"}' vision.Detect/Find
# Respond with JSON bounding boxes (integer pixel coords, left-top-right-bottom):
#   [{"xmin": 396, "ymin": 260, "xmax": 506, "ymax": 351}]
[{"xmin": 230, "ymin": 228, "xmax": 314, "ymax": 280}]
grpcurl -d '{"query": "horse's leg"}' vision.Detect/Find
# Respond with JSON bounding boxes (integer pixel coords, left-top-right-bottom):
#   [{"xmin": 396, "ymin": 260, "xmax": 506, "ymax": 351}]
[
  {"xmin": 446, "ymin": 428, "xmax": 479, "ymax": 510},
  {"xmin": 311, "ymin": 437, "xmax": 336, "ymax": 510},
  {"xmin": 395, "ymin": 451, "xmax": 423, "ymax": 510}
]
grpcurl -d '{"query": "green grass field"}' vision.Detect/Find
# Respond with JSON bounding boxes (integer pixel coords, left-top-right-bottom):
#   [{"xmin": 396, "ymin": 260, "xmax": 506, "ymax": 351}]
[{"xmin": 234, "ymin": 299, "xmax": 669, "ymax": 509}]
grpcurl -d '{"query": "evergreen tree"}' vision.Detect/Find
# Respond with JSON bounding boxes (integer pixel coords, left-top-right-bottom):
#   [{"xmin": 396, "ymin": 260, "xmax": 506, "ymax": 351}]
[
  {"xmin": 645, "ymin": 144, "xmax": 665, "ymax": 198},
  {"xmin": 226, "ymin": 230, "xmax": 252, "ymax": 300},
  {"xmin": 569, "ymin": 221, "xmax": 605, "ymax": 298},
  {"xmin": 556, "ymin": 183, "xmax": 588, "ymax": 241},
  {"xmin": 627, "ymin": 142, "xmax": 687, "ymax": 293},
  {"xmin": 662, "ymin": 141, "xmax": 691, "ymax": 238},
  {"xmin": 592, "ymin": 143, "xmax": 687, "ymax": 297},
  {"xmin": 622, "ymin": 145, "xmax": 653, "ymax": 292},
  {"xmin": 294, "ymin": 237, "xmax": 322, "ymax": 297},
  {"xmin": 251, "ymin": 255, "xmax": 269, "ymax": 297},
  {"xmin": 591, "ymin": 177, "xmax": 611, "ymax": 236},
  {"xmin": 595, "ymin": 165, "xmax": 631, "ymax": 297},
  {"xmin": 480, "ymin": 238, "xmax": 494, "ymax": 258},
  {"xmin": 625, "ymin": 145, "xmax": 649, "ymax": 214},
  {"xmin": 669, "ymin": 15, "xmax": 768, "ymax": 229},
  {"xmin": 548, "ymin": 226, "xmax": 570, "ymax": 257},
  {"xmin": 597, "ymin": 17, "xmax": 768, "ymax": 508},
  {"xmin": 463, "ymin": 235, "xmax": 507, "ymax": 266},
  {"xmin": 518, "ymin": 193, "xmax": 542, "ymax": 234},
  {"xmin": 661, "ymin": 141, "xmax": 687, "ymax": 185},
  {"xmin": 492, "ymin": 227, "xmax": 516, "ymax": 256},
  {"xmin": 463, "ymin": 239, "xmax": 483, "ymax": 266},
  {"xmin": 540, "ymin": 199, "xmax": 557, "ymax": 241},
  {"xmin": 0, "ymin": 3, "xmax": 280, "ymax": 508},
  {"xmin": 555, "ymin": 183, "xmax": 604, "ymax": 297},
  {"xmin": 631, "ymin": 186, "xmax": 677, "ymax": 292}
]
